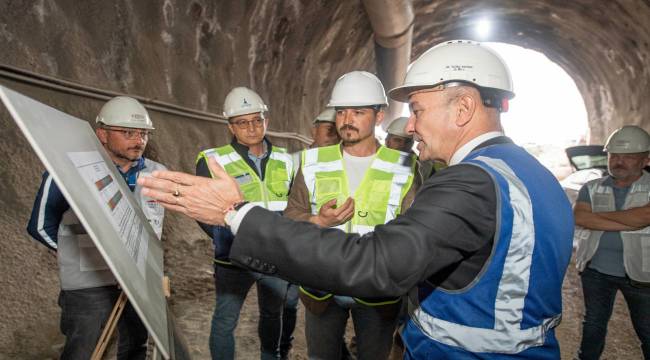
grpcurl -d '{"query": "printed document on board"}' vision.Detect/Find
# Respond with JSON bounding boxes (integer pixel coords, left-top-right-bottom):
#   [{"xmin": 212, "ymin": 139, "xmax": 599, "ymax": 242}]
[{"xmin": 67, "ymin": 151, "xmax": 149, "ymax": 279}]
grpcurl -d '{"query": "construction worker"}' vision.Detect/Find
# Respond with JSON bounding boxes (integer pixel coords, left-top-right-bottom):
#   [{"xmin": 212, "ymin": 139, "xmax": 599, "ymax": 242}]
[
  {"xmin": 291, "ymin": 108, "xmax": 340, "ymax": 169},
  {"xmin": 286, "ymin": 107, "xmax": 342, "ymax": 358},
  {"xmin": 384, "ymin": 116, "xmax": 435, "ymax": 182},
  {"xmin": 139, "ymin": 40, "xmax": 574, "ymax": 358},
  {"xmin": 195, "ymin": 87, "xmax": 293, "ymax": 360},
  {"xmin": 311, "ymin": 108, "xmax": 340, "ymax": 147},
  {"xmin": 283, "ymin": 71, "xmax": 419, "ymax": 359},
  {"xmin": 574, "ymin": 125, "xmax": 650, "ymax": 359},
  {"xmin": 27, "ymin": 96, "xmax": 166, "ymax": 360},
  {"xmin": 384, "ymin": 116, "xmax": 414, "ymax": 152}
]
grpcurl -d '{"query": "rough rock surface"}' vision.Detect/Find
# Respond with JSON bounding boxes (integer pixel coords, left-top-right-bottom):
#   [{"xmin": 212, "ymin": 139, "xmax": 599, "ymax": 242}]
[
  {"xmin": 411, "ymin": 0, "xmax": 650, "ymax": 142},
  {"xmin": 1, "ymin": 0, "xmax": 649, "ymax": 358}
]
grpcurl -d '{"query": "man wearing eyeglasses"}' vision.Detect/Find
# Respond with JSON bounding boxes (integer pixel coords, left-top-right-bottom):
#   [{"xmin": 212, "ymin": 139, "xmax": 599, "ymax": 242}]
[
  {"xmin": 195, "ymin": 87, "xmax": 293, "ymax": 360},
  {"xmin": 26, "ymin": 96, "xmax": 167, "ymax": 359},
  {"xmin": 139, "ymin": 41, "xmax": 574, "ymax": 359}
]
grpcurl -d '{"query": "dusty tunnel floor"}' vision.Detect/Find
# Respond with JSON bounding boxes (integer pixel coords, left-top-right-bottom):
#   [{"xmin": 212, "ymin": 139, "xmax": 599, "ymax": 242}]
[{"xmin": 167, "ymin": 238, "xmax": 643, "ymax": 360}]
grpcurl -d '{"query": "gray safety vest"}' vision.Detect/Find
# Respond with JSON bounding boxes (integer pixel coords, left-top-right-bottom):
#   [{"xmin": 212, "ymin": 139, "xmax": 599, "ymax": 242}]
[
  {"xmin": 575, "ymin": 171, "xmax": 650, "ymax": 282},
  {"xmin": 57, "ymin": 158, "xmax": 166, "ymax": 290}
]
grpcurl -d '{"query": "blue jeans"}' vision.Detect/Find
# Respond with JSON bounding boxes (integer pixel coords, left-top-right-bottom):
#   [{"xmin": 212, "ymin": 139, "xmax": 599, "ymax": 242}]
[
  {"xmin": 578, "ymin": 267, "xmax": 650, "ymax": 359},
  {"xmin": 58, "ymin": 286, "xmax": 147, "ymax": 360},
  {"xmin": 209, "ymin": 266, "xmax": 289, "ymax": 360},
  {"xmin": 280, "ymin": 283, "xmax": 299, "ymax": 359},
  {"xmin": 305, "ymin": 297, "xmax": 399, "ymax": 360}
]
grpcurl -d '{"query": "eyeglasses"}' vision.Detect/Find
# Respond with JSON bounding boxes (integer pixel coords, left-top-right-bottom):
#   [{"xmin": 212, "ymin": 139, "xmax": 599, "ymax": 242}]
[
  {"xmin": 103, "ymin": 127, "xmax": 152, "ymax": 140},
  {"xmin": 230, "ymin": 118, "xmax": 264, "ymax": 129}
]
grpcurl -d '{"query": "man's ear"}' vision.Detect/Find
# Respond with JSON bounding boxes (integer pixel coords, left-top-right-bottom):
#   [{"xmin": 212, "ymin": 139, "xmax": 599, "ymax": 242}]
[
  {"xmin": 455, "ymin": 91, "xmax": 477, "ymax": 127},
  {"xmin": 227, "ymin": 123, "xmax": 235, "ymax": 135},
  {"xmin": 375, "ymin": 109, "xmax": 385, "ymax": 126},
  {"xmin": 96, "ymin": 128, "xmax": 108, "ymax": 144},
  {"xmin": 310, "ymin": 125, "xmax": 317, "ymax": 139}
]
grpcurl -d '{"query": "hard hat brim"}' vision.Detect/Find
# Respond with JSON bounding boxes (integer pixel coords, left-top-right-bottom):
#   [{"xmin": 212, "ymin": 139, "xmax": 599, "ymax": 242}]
[
  {"xmin": 389, "ymin": 82, "xmax": 515, "ymax": 103},
  {"xmin": 326, "ymin": 101, "xmax": 387, "ymax": 108},
  {"xmin": 97, "ymin": 120, "xmax": 155, "ymax": 130},
  {"xmin": 388, "ymin": 84, "xmax": 439, "ymax": 103}
]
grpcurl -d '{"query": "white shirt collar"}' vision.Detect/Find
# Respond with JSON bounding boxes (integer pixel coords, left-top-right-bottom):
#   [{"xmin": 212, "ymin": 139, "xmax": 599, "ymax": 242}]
[{"xmin": 448, "ymin": 131, "xmax": 505, "ymax": 166}]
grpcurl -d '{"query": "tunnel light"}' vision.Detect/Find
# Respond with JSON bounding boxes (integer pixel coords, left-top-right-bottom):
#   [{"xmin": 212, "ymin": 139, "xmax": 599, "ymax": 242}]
[{"xmin": 475, "ymin": 18, "xmax": 491, "ymax": 39}]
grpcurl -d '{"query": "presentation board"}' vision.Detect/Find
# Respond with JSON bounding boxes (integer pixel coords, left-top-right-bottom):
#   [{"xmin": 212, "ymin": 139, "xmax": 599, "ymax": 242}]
[{"xmin": 0, "ymin": 85, "xmax": 171, "ymax": 359}]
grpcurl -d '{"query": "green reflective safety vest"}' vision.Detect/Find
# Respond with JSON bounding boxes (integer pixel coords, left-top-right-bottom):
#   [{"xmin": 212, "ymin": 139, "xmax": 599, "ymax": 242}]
[
  {"xmin": 299, "ymin": 144, "xmax": 416, "ymax": 306},
  {"xmin": 196, "ymin": 144, "xmax": 294, "ymax": 211}
]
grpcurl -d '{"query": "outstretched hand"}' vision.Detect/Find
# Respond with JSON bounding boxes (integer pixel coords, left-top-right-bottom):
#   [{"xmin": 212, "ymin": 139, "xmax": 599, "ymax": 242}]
[
  {"xmin": 137, "ymin": 157, "xmax": 243, "ymax": 225},
  {"xmin": 310, "ymin": 197, "xmax": 355, "ymax": 227}
]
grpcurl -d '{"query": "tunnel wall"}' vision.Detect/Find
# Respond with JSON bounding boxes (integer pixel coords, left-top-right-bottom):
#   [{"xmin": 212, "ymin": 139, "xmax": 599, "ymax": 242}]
[
  {"xmin": 411, "ymin": 0, "xmax": 650, "ymax": 143},
  {"xmin": 0, "ymin": 0, "xmax": 376, "ymax": 356},
  {"xmin": 2, "ymin": 0, "xmax": 650, "ymax": 357}
]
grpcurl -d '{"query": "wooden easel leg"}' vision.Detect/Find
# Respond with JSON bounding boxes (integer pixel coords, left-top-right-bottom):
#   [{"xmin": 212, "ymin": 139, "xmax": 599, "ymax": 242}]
[{"xmin": 91, "ymin": 291, "xmax": 128, "ymax": 360}]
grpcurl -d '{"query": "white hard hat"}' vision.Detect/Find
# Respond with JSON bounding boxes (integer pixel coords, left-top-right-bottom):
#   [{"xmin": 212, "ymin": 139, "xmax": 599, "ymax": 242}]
[
  {"xmin": 327, "ymin": 71, "xmax": 388, "ymax": 108},
  {"xmin": 604, "ymin": 125, "xmax": 650, "ymax": 153},
  {"xmin": 95, "ymin": 96, "xmax": 154, "ymax": 129},
  {"xmin": 389, "ymin": 40, "xmax": 515, "ymax": 108},
  {"xmin": 386, "ymin": 117, "xmax": 411, "ymax": 137},
  {"xmin": 313, "ymin": 108, "xmax": 336, "ymax": 124},
  {"xmin": 223, "ymin": 87, "xmax": 268, "ymax": 118}
]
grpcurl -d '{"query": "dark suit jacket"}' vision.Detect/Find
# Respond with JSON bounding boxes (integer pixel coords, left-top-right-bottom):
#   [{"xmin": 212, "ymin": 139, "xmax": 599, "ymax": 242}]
[{"xmin": 228, "ymin": 137, "xmax": 511, "ymax": 298}]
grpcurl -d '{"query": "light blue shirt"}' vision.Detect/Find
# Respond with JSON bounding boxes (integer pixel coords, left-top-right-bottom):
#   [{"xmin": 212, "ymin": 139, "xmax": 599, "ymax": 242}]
[
  {"xmin": 577, "ymin": 177, "xmax": 629, "ymax": 277},
  {"xmin": 247, "ymin": 141, "xmax": 269, "ymax": 177}
]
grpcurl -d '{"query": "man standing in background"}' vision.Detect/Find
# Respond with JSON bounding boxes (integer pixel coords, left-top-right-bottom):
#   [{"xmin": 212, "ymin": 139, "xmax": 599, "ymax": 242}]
[
  {"xmin": 195, "ymin": 86, "xmax": 293, "ymax": 360},
  {"xmin": 574, "ymin": 125, "xmax": 650, "ymax": 359},
  {"xmin": 27, "ymin": 96, "xmax": 166, "ymax": 360}
]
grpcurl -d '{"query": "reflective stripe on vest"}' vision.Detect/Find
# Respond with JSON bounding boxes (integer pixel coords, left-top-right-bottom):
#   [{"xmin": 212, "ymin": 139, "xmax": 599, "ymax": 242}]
[
  {"xmin": 408, "ymin": 156, "xmax": 561, "ymax": 353},
  {"xmin": 197, "ymin": 145, "xmax": 293, "ymax": 210},
  {"xmin": 301, "ymin": 144, "xmax": 414, "ymax": 233},
  {"xmin": 300, "ymin": 144, "xmax": 415, "ymax": 305}
]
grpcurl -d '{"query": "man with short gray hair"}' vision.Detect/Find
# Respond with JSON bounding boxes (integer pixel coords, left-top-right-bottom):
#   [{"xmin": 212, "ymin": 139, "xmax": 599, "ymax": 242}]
[
  {"xmin": 138, "ymin": 40, "xmax": 574, "ymax": 359},
  {"xmin": 574, "ymin": 125, "xmax": 650, "ymax": 359}
]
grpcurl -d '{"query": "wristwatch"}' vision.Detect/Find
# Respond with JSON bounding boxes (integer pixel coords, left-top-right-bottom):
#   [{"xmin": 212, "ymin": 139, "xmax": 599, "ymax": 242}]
[{"xmin": 224, "ymin": 201, "xmax": 249, "ymax": 228}]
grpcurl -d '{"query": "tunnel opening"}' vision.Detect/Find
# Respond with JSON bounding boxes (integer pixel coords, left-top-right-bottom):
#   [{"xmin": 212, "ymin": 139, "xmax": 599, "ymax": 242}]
[
  {"xmin": 388, "ymin": 41, "xmax": 589, "ymax": 181},
  {"xmin": 488, "ymin": 42, "xmax": 589, "ymax": 179},
  {"xmin": 2, "ymin": 1, "xmax": 649, "ymax": 358}
]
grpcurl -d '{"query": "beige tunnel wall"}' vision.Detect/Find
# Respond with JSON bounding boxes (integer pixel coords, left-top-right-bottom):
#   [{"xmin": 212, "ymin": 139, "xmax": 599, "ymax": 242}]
[
  {"xmin": 410, "ymin": 0, "xmax": 650, "ymax": 143},
  {"xmin": 2, "ymin": 0, "xmax": 650, "ymax": 357},
  {"xmin": 0, "ymin": 0, "xmax": 377, "ymax": 356}
]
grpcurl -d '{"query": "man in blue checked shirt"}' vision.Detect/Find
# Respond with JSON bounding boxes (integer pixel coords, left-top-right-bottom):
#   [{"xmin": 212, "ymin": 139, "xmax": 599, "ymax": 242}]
[{"xmin": 27, "ymin": 96, "xmax": 166, "ymax": 360}]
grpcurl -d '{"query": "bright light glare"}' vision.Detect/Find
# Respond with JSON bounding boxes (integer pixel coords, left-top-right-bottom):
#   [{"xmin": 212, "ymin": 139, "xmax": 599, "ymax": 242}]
[
  {"xmin": 476, "ymin": 19, "xmax": 491, "ymax": 39},
  {"xmin": 488, "ymin": 42, "xmax": 588, "ymax": 147}
]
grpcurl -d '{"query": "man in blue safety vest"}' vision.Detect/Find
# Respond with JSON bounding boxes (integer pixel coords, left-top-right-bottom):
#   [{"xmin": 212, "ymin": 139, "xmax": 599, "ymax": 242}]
[{"xmin": 138, "ymin": 40, "xmax": 574, "ymax": 359}]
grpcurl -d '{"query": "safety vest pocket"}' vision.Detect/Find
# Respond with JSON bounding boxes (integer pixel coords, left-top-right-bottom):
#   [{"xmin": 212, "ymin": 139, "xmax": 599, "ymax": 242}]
[
  {"xmin": 240, "ymin": 181, "xmax": 262, "ymax": 201},
  {"xmin": 315, "ymin": 177, "xmax": 345, "ymax": 208},
  {"xmin": 627, "ymin": 192, "xmax": 650, "ymax": 208},
  {"xmin": 267, "ymin": 181, "xmax": 289, "ymax": 198}
]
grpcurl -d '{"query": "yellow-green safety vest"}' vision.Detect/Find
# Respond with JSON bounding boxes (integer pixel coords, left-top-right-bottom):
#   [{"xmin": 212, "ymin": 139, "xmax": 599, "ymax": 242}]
[
  {"xmin": 196, "ymin": 144, "xmax": 294, "ymax": 211},
  {"xmin": 299, "ymin": 144, "xmax": 416, "ymax": 306}
]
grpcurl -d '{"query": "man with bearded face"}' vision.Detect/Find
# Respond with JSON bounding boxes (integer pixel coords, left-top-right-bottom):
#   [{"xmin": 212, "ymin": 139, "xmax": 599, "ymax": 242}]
[
  {"xmin": 138, "ymin": 41, "xmax": 574, "ymax": 359},
  {"xmin": 280, "ymin": 71, "xmax": 419, "ymax": 360},
  {"xmin": 574, "ymin": 125, "xmax": 650, "ymax": 359},
  {"xmin": 27, "ymin": 96, "xmax": 166, "ymax": 360}
]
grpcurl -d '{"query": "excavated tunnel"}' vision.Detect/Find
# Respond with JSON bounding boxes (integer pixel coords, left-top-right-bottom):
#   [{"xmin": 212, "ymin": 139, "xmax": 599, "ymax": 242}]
[{"xmin": 1, "ymin": 1, "xmax": 649, "ymax": 358}]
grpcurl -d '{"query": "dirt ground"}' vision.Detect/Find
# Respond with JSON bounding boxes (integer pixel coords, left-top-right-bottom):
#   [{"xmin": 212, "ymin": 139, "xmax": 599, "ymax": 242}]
[{"xmin": 168, "ymin": 238, "xmax": 644, "ymax": 360}]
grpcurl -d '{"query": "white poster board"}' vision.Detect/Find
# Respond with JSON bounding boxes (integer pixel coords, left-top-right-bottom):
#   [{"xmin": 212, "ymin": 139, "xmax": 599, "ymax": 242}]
[{"xmin": 0, "ymin": 85, "xmax": 171, "ymax": 359}]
